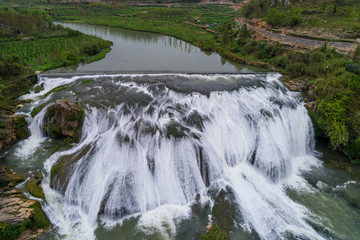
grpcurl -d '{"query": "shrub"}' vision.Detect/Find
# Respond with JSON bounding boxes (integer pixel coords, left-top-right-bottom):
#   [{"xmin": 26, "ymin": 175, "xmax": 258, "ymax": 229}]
[
  {"xmin": 288, "ymin": 6, "xmax": 303, "ymax": 27},
  {"xmin": 0, "ymin": 220, "xmax": 31, "ymax": 240},
  {"xmin": 274, "ymin": 56, "xmax": 289, "ymax": 68},
  {"xmin": 265, "ymin": 6, "xmax": 302, "ymax": 27},
  {"xmin": 199, "ymin": 224, "xmax": 227, "ymax": 240},
  {"xmin": 265, "ymin": 8, "xmax": 286, "ymax": 27},
  {"xmin": 242, "ymin": 0, "xmax": 271, "ymax": 19}
]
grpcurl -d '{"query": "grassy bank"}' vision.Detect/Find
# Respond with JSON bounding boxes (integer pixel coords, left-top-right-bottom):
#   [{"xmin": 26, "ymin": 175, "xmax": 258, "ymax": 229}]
[
  {"xmin": 242, "ymin": 0, "xmax": 360, "ymax": 39},
  {"xmin": 0, "ymin": 6, "xmax": 112, "ymax": 240},
  {"xmin": 0, "ymin": 8, "xmax": 112, "ymax": 112}
]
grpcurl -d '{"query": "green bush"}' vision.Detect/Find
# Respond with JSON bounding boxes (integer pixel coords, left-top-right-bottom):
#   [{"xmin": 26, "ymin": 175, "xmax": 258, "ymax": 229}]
[
  {"xmin": 242, "ymin": 0, "xmax": 271, "ymax": 19},
  {"xmin": 273, "ymin": 56, "xmax": 289, "ymax": 68},
  {"xmin": 0, "ymin": 220, "xmax": 31, "ymax": 240},
  {"xmin": 265, "ymin": 6, "xmax": 302, "ymax": 27},
  {"xmin": 199, "ymin": 224, "xmax": 227, "ymax": 240},
  {"xmin": 0, "ymin": 54, "xmax": 25, "ymax": 78},
  {"xmin": 265, "ymin": 8, "xmax": 286, "ymax": 27}
]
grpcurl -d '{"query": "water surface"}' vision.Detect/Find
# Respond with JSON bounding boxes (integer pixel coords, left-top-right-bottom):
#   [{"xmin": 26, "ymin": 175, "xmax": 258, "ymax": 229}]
[{"xmin": 52, "ymin": 22, "xmax": 262, "ymax": 73}]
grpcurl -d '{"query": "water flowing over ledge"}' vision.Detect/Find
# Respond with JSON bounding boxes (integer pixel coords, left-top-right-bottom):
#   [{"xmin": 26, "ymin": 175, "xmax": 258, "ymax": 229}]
[{"xmin": 11, "ymin": 72, "xmax": 338, "ymax": 239}]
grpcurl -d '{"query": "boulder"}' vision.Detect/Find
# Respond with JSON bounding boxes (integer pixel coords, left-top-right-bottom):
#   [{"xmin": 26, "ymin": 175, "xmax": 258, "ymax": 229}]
[
  {"xmin": 43, "ymin": 99, "xmax": 84, "ymax": 142},
  {"xmin": 26, "ymin": 172, "xmax": 45, "ymax": 200},
  {"xmin": 0, "ymin": 112, "xmax": 29, "ymax": 153}
]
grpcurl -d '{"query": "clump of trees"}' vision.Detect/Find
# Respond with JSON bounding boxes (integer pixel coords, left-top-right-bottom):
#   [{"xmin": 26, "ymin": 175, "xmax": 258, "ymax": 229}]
[
  {"xmin": 265, "ymin": 6, "xmax": 302, "ymax": 27},
  {"xmin": 242, "ymin": 0, "xmax": 303, "ymax": 28},
  {"xmin": 0, "ymin": 8, "xmax": 50, "ymax": 37}
]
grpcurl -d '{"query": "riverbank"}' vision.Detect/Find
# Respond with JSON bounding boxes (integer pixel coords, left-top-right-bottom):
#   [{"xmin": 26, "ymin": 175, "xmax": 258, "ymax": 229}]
[
  {"xmin": 0, "ymin": 9, "xmax": 112, "ymax": 152},
  {"xmin": 33, "ymin": 2, "xmax": 360, "ymax": 162},
  {"xmin": 0, "ymin": 8, "xmax": 112, "ymax": 239}
]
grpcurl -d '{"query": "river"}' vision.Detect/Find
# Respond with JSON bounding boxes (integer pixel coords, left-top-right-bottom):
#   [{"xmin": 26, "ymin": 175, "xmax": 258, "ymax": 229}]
[{"xmin": 1, "ymin": 23, "xmax": 359, "ymax": 240}]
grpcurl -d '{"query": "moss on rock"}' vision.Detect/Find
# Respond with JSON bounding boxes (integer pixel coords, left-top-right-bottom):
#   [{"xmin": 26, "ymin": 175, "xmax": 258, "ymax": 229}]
[
  {"xmin": 29, "ymin": 202, "xmax": 50, "ymax": 231},
  {"xmin": 0, "ymin": 220, "xmax": 31, "ymax": 240},
  {"xmin": 43, "ymin": 99, "xmax": 84, "ymax": 142},
  {"xmin": 26, "ymin": 172, "xmax": 45, "ymax": 200}
]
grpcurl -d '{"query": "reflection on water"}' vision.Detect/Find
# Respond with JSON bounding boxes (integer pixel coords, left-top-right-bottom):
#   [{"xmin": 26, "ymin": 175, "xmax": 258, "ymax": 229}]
[{"xmin": 53, "ymin": 22, "xmax": 262, "ymax": 73}]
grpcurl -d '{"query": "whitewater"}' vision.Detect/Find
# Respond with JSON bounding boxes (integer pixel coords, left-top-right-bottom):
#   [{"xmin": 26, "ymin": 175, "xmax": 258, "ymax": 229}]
[{"xmin": 9, "ymin": 72, "xmax": 338, "ymax": 239}]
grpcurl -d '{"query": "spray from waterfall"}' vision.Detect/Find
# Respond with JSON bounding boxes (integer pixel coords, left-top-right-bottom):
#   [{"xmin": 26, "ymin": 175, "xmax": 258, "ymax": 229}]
[{"xmin": 17, "ymin": 73, "xmax": 326, "ymax": 240}]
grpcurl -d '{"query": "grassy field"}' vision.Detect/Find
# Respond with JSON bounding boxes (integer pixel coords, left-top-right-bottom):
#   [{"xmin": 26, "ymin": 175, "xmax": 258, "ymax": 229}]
[
  {"xmin": 0, "ymin": 7, "xmax": 112, "ymax": 110},
  {"xmin": 297, "ymin": 0, "xmax": 360, "ymax": 36},
  {"xmin": 242, "ymin": 0, "xmax": 360, "ymax": 39}
]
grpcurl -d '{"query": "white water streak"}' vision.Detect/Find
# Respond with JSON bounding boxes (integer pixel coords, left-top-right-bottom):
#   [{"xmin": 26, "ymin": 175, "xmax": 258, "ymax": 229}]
[{"xmin": 29, "ymin": 73, "xmax": 325, "ymax": 239}]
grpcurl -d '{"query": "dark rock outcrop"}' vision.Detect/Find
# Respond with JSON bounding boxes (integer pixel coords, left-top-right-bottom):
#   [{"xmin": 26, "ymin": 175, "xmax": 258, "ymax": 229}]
[
  {"xmin": 0, "ymin": 111, "xmax": 29, "ymax": 153},
  {"xmin": 43, "ymin": 99, "xmax": 84, "ymax": 142},
  {"xmin": 50, "ymin": 144, "xmax": 91, "ymax": 194},
  {"xmin": 26, "ymin": 171, "xmax": 45, "ymax": 200}
]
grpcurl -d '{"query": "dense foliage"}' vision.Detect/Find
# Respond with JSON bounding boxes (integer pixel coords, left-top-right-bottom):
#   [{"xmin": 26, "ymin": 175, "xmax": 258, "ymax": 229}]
[
  {"xmin": 0, "ymin": 8, "xmax": 50, "ymax": 37},
  {"xmin": 199, "ymin": 224, "xmax": 227, "ymax": 240},
  {"xmin": 242, "ymin": 0, "xmax": 303, "ymax": 27},
  {"xmin": 0, "ymin": 220, "xmax": 31, "ymax": 240}
]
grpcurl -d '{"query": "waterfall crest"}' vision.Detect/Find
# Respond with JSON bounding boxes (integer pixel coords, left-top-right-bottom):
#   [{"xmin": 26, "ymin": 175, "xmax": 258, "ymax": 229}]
[{"xmin": 28, "ymin": 73, "xmax": 323, "ymax": 239}]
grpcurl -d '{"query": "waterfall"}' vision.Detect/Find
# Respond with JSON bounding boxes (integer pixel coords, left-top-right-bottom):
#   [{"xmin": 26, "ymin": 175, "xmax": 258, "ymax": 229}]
[{"xmin": 22, "ymin": 73, "xmax": 325, "ymax": 239}]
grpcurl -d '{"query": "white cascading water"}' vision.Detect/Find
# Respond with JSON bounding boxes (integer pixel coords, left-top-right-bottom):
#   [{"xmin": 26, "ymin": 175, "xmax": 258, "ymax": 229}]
[{"xmin": 20, "ymin": 73, "xmax": 325, "ymax": 239}]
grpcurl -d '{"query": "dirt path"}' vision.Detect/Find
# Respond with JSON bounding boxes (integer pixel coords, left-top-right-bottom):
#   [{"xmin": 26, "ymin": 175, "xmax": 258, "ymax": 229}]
[
  {"xmin": 185, "ymin": 21, "xmax": 218, "ymax": 34},
  {"xmin": 235, "ymin": 18, "xmax": 356, "ymax": 53}
]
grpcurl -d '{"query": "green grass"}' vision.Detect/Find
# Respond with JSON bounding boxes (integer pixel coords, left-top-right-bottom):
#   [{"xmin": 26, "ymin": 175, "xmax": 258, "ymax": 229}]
[
  {"xmin": 297, "ymin": 0, "xmax": 360, "ymax": 31},
  {"xmin": 0, "ymin": 32, "xmax": 111, "ymax": 71},
  {"xmin": 242, "ymin": 0, "xmax": 360, "ymax": 38},
  {"xmin": 0, "ymin": 7, "xmax": 112, "ymax": 112}
]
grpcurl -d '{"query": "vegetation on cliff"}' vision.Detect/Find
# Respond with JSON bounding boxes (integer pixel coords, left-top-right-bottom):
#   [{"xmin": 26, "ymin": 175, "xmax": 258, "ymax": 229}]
[{"xmin": 0, "ymin": 165, "xmax": 50, "ymax": 240}]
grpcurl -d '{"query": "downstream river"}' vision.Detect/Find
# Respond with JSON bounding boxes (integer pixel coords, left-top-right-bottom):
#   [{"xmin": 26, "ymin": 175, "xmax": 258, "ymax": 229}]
[{"xmin": 2, "ymin": 23, "xmax": 360, "ymax": 240}]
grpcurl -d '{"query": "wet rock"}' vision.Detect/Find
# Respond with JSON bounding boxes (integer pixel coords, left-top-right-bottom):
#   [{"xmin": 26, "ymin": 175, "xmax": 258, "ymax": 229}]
[
  {"xmin": 0, "ymin": 165, "xmax": 25, "ymax": 188},
  {"xmin": 0, "ymin": 111, "xmax": 29, "ymax": 153},
  {"xmin": 43, "ymin": 99, "xmax": 84, "ymax": 142},
  {"xmin": 211, "ymin": 187, "xmax": 239, "ymax": 236},
  {"xmin": 282, "ymin": 78, "xmax": 306, "ymax": 92},
  {"xmin": 306, "ymin": 101, "xmax": 316, "ymax": 111},
  {"xmin": 34, "ymin": 85, "xmax": 42, "ymax": 93},
  {"xmin": 51, "ymin": 144, "xmax": 92, "ymax": 194},
  {"xmin": 26, "ymin": 171, "xmax": 45, "ymax": 199}
]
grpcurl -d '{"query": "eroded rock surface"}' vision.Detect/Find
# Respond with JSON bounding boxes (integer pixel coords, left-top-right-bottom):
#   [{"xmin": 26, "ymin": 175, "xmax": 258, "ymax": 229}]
[
  {"xmin": 0, "ymin": 165, "xmax": 49, "ymax": 240},
  {"xmin": 43, "ymin": 99, "xmax": 84, "ymax": 142},
  {"xmin": 0, "ymin": 110, "xmax": 29, "ymax": 153}
]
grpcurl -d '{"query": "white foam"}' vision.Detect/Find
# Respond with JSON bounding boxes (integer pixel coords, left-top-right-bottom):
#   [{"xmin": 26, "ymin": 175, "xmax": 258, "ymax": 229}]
[{"xmin": 37, "ymin": 73, "xmax": 326, "ymax": 239}]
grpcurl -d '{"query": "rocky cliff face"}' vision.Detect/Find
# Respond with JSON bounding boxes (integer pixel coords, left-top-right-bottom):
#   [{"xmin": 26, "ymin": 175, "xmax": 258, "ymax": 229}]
[
  {"xmin": 0, "ymin": 110, "xmax": 29, "ymax": 153},
  {"xmin": 0, "ymin": 165, "xmax": 49, "ymax": 240},
  {"xmin": 43, "ymin": 99, "xmax": 84, "ymax": 142}
]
